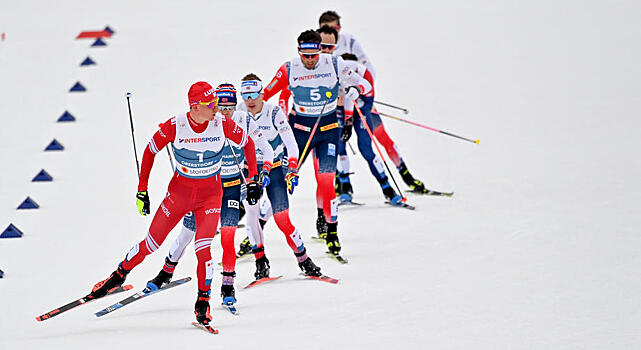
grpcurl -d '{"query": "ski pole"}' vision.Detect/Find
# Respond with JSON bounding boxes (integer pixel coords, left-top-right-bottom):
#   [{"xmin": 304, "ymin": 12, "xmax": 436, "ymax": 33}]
[
  {"xmin": 126, "ymin": 92, "xmax": 141, "ymax": 178},
  {"xmin": 353, "ymin": 101, "xmax": 407, "ymax": 202},
  {"xmin": 374, "ymin": 100, "xmax": 408, "ymax": 114},
  {"xmin": 378, "ymin": 112, "xmax": 480, "ymax": 145},
  {"xmin": 347, "ymin": 141, "xmax": 356, "ymax": 155},
  {"xmin": 158, "ymin": 123, "xmax": 176, "ymax": 171},
  {"xmin": 225, "ymin": 139, "xmax": 248, "ymax": 185},
  {"xmin": 297, "ymin": 91, "xmax": 333, "ymax": 170}
]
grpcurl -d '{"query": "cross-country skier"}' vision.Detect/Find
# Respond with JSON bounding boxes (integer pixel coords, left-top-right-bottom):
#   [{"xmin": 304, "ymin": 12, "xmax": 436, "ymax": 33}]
[
  {"xmin": 88, "ymin": 81, "xmax": 249, "ymax": 328},
  {"xmin": 143, "ymin": 83, "xmax": 274, "ymax": 311},
  {"xmin": 319, "ymin": 11, "xmax": 431, "ymax": 194},
  {"xmin": 263, "ymin": 29, "xmax": 371, "ymax": 257},
  {"xmin": 317, "ymin": 25, "xmax": 403, "ymax": 205},
  {"xmin": 237, "ymin": 73, "xmax": 324, "ymax": 278}
]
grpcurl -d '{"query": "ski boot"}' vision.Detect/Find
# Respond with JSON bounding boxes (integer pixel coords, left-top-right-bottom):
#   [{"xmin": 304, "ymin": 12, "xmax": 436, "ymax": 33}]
[
  {"xmin": 144, "ymin": 257, "xmax": 176, "ymax": 292},
  {"xmin": 89, "ymin": 264, "xmax": 129, "ymax": 299},
  {"xmin": 236, "ymin": 237, "xmax": 252, "ymax": 258},
  {"xmin": 398, "ymin": 162, "xmax": 426, "ymax": 193},
  {"xmin": 298, "ymin": 257, "xmax": 322, "ymax": 277},
  {"xmin": 381, "ymin": 180, "xmax": 403, "ymax": 205},
  {"xmin": 335, "ymin": 172, "xmax": 354, "ymax": 203},
  {"xmin": 194, "ymin": 290, "xmax": 212, "ymax": 325},
  {"xmin": 325, "ymin": 222, "xmax": 341, "ymax": 256},
  {"xmin": 254, "ymin": 256, "xmax": 270, "ymax": 280},
  {"xmin": 316, "ymin": 208, "xmax": 328, "ymax": 240},
  {"xmin": 220, "ymin": 284, "xmax": 236, "ymax": 306}
]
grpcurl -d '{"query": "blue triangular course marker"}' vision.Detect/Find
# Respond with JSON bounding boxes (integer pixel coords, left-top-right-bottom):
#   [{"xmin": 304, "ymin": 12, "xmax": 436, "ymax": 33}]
[
  {"xmin": 104, "ymin": 26, "xmax": 115, "ymax": 34},
  {"xmin": 91, "ymin": 38, "xmax": 107, "ymax": 47},
  {"xmin": 45, "ymin": 139, "xmax": 64, "ymax": 151},
  {"xmin": 80, "ymin": 56, "xmax": 96, "ymax": 66},
  {"xmin": 69, "ymin": 81, "xmax": 86, "ymax": 92},
  {"xmin": 32, "ymin": 169, "xmax": 53, "ymax": 182},
  {"xmin": 0, "ymin": 269, "xmax": 4, "ymax": 278},
  {"xmin": 1, "ymin": 224, "xmax": 24, "ymax": 238},
  {"xmin": 57, "ymin": 110, "xmax": 76, "ymax": 122},
  {"xmin": 18, "ymin": 196, "xmax": 39, "ymax": 210}
]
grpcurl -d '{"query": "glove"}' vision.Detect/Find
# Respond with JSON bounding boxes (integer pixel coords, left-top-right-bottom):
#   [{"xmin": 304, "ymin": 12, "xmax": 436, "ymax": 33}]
[
  {"xmin": 341, "ymin": 114, "xmax": 353, "ymax": 142},
  {"xmin": 136, "ymin": 191, "xmax": 150, "ymax": 216},
  {"xmin": 259, "ymin": 169, "xmax": 270, "ymax": 189},
  {"xmin": 286, "ymin": 168, "xmax": 299, "ymax": 195},
  {"xmin": 246, "ymin": 180, "xmax": 261, "ymax": 205},
  {"xmin": 344, "ymin": 85, "xmax": 360, "ymax": 101}
]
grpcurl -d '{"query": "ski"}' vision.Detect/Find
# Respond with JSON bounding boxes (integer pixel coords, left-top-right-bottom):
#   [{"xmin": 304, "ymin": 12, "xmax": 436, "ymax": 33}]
[
  {"xmin": 94, "ymin": 277, "xmax": 191, "ymax": 317},
  {"xmin": 222, "ymin": 302, "xmax": 239, "ymax": 315},
  {"xmin": 192, "ymin": 321, "xmax": 219, "ymax": 334},
  {"xmin": 406, "ymin": 189, "xmax": 454, "ymax": 197},
  {"xmin": 385, "ymin": 201, "xmax": 416, "ymax": 210},
  {"xmin": 300, "ymin": 273, "xmax": 339, "ymax": 284},
  {"xmin": 326, "ymin": 251, "xmax": 348, "ymax": 264},
  {"xmin": 243, "ymin": 275, "xmax": 282, "ymax": 289},
  {"xmin": 311, "ymin": 235, "xmax": 326, "ymax": 242},
  {"xmin": 337, "ymin": 200, "xmax": 365, "ymax": 207},
  {"xmin": 36, "ymin": 284, "xmax": 133, "ymax": 322}
]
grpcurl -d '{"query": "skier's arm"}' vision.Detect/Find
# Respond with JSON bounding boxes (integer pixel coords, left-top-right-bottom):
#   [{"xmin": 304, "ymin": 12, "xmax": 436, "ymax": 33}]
[
  {"xmin": 272, "ymin": 105, "xmax": 299, "ymax": 167},
  {"xmin": 248, "ymin": 118, "xmax": 274, "ymax": 174},
  {"xmin": 242, "ymin": 136, "xmax": 258, "ymax": 179},
  {"xmin": 222, "ymin": 115, "xmax": 248, "ymax": 147},
  {"xmin": 338, "ymin": 57, "xmax": 372, "ymax": 97},
  {"xmin": 138, "ymin": 117, "xmax": 175, "ymax": 192},
  {"xmin": 263, "ymin": 63, "xmax": 289, "ymax": 102},
  {"xmin": 278, "ymin": 88, "xmax": 292, "ymax": 114}
]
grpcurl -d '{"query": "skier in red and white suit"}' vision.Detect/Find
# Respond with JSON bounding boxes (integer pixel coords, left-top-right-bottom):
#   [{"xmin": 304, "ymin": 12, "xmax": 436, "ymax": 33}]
[{"xmin": 88, "ymin": 81, "xmax": 249, "ymax": 328}]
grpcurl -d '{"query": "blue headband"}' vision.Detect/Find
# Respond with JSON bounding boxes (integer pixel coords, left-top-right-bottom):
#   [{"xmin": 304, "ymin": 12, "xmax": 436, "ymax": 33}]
[{"xmin": 298, "ymin": 42, "xmax": 320, "ymax": 50}]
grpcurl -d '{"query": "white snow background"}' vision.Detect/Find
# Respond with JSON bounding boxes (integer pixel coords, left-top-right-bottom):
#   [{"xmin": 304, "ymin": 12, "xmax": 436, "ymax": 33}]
[{"xmin": 1, "ymin": 1, "xmax": 640, "ymax": 349}]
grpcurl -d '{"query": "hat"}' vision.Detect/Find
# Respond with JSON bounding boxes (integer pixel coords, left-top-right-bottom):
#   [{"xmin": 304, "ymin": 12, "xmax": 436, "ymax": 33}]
[
  {"xmin": 215, "ymin": 83, "xmax": 237, "ymax": 105},
  {"xmin": 188, "ymin": 81, "xmax": 216, "ymax": 106}
]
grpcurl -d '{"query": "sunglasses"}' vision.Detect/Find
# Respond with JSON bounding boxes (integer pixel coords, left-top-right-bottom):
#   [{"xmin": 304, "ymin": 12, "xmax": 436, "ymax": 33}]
[
  {"xmin": 299, "ymin": 50, "xmax": 320, "ymax": 59},
  {"xmin": 218, "ymin": 104, "xmax": 236, "ymax": 111},
  {"xmin": 320, "ymin": 43, "xmax": 336, "ymax": 51},
  {"xmin": 196, "ymin": 97, "xmax": 219, "ymax": 109},
  {"xmin": 241, "ymin": 92, "xmax": 261, "ymax": 100}
]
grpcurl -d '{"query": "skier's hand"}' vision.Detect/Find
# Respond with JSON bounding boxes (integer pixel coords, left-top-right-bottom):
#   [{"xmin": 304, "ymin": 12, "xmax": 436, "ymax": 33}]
[
  {"xmin": 258, "ymin": 169, "xmax": 270, "ymax": 190},
  {"xmin": 246, "ymin": 180, "xmax": 261, "ymax": 205},
  {"xmin": 286, "ymin": 169, "xmax": 299, "ymax": 195},
  {"xmin": 344, "ymin": 85, "xmax": 360, "ymax": 101},
  {"xmin": 341, "ymin": 115, "xmax": 353, "ymax": 142},
  {"xmin": 136, "ymin": 191, "xmax": 150, "ymax": 216}
]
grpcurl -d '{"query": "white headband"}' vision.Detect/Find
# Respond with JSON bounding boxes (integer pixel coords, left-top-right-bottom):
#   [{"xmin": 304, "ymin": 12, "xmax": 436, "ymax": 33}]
[{"xmin": 240, "ymin": 80, "xmax": 263, "ymax": 94}]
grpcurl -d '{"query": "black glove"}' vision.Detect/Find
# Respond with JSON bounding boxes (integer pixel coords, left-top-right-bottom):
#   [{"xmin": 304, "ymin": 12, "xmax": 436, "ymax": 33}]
[
  {"xmin": 341, "ymin": 116, "xmax": 353, "ymax": 142},
  {"xmin": 136, "ymin": 191, "xmax": 150, "ymax": 216},
  {"xmin": 246, "ymin": 181, "xmax": 261, "ymax": 205}
]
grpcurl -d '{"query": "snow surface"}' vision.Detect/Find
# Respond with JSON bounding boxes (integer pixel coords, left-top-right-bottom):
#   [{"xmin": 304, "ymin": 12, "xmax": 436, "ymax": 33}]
[{"xmin": 1, "ymin": 1, "xmax": 641, "ymax": 349}]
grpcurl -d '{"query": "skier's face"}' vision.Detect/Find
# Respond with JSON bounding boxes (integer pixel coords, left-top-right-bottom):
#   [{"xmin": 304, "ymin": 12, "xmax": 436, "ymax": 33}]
[
  {"xmin": 218, "ymin": 103, "xmax": 236, "ymax": 118},
  {"xmin": 243, "ymin": 92, "xmax": 264, "ymax": 112},
  {"xmin": 320, "ymin": 33, "xmax": 337, "ymax": 54},
  {"xmin": 299, "ymin": 49, "xmax": 320, "ymax": 69},
  {"xmin": 191, "ymin": 102, "xmax": 218, "ymax": 122}
]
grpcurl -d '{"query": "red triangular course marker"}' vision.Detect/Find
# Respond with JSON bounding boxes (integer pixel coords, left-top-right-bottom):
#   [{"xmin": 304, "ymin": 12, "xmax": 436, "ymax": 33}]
[{"xmin": 76, "ymin": 30, "xmax": 112, "ymax": 39}]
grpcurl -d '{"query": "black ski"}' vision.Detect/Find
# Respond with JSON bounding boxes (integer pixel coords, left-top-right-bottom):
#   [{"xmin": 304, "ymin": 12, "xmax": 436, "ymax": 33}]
[
  {"xmin": 36, "ymin": 284, "xmax": 133, "ymax": 322},
  {"xmin": 326, "ymin": 251, "xmax": 348, "ymax": 264},
  {"xmin": 385, "ymin": 201, "xmax": 416, "ymax": 210},
  {"xmin": 406, "ymin": 189, "xmax": 454, "ymax": 197}
]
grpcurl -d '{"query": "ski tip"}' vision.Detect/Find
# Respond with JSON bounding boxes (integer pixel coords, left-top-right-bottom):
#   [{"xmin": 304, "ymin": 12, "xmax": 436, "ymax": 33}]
[
  {"xmin": 192, "ymin": 321, "xmax": 219, "ymax": 334},
  {"xmin": 122, "ymin": 284, "xmax": 134, "ymax": 291}
]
